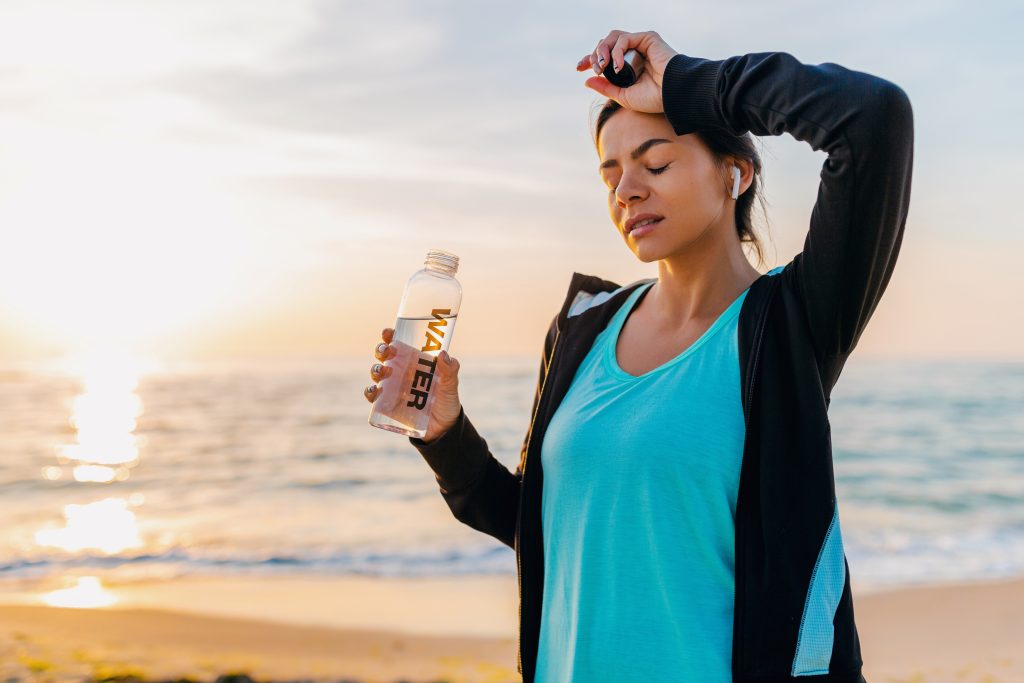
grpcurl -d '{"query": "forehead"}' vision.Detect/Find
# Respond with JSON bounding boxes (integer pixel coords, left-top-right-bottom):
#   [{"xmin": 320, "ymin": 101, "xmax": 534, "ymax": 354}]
[{"xmin": 598, "ymin": 110, "xmax": 677, "ymax": 161}]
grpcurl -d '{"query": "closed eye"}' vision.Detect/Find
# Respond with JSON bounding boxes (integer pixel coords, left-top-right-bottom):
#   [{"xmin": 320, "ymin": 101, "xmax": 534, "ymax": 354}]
[{"xmin": 605, "ymin": 164, "xmax": 670, "ymax": 191}]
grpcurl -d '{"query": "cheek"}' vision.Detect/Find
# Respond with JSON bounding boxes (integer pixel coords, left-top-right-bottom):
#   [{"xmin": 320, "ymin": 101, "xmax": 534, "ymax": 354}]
[
  {"xmin": 607, "ymin": 191, "xmax": 620, "ymax": 215},
  {"xmin": 664, "ymin": 172, "xmax": 715, "ymax": 211},
  {"xmin": 664, "ymin": 168, "xmax": 700, "ymax": 194}
]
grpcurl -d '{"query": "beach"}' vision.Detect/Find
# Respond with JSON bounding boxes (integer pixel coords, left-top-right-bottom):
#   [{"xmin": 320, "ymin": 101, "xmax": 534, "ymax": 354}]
[
  {"xmin": 0, "ymin": 575, "xmax": 1021, "ymax": 683},
  {"xmin": 0, "ymin": 357, "xmax": 1021, "ymax": 681},
  {"xmin": 0, "ymin": 0, "xmax": 1020, "ymax": 675}
]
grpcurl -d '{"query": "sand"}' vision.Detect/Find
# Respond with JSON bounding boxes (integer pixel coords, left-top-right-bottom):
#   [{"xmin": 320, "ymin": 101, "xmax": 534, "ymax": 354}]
[
  {"xmin": 0, "ymin": 575, "xmax": 1020, "ymax": 682},
  {"xmin": 856, "ymin": 577, "xmax": 1024, "ymax": 682}
]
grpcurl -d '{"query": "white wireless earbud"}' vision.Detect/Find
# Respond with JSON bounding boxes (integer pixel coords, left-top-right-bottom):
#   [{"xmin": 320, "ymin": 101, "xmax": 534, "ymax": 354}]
[{"xmin": 731, "ymin": 166, "xmax": 741, "ymax": 200}]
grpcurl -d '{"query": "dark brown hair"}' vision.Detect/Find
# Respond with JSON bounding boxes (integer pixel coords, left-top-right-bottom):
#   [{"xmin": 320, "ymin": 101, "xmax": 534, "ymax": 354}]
[{"xmin": 591, "ymin": 99, "xmax": 771, "ymax": 268}]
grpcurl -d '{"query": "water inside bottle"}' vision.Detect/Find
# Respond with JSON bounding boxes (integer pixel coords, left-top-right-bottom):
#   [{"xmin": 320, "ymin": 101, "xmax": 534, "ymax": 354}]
[{"xmin": 369, "ymin": 312, "xmax": 457, "ymax": 437}]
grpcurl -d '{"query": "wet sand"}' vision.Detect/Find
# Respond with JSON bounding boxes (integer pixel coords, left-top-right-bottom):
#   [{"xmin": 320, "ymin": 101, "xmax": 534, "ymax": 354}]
[{"xmin": 0, "ymin": 575, "xmax": 1020, "ymax": 682}]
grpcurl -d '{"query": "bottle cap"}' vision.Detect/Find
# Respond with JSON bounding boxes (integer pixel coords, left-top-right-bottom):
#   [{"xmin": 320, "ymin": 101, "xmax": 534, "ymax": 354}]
[
  {"xmin": 603, "ymin": 49, "xmax": 645, "ymax": 88},
  {"xmin": 425, "ymin": 249, "xmax": 459, "ymax": 275}
]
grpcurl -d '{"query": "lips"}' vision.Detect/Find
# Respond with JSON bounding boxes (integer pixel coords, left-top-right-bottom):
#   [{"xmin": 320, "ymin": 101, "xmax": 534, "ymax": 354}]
[
  {"xmin": 625, "ymin": 213, "xmax": 665, "ymax": 234},
  {"xmin": 629, "ymin": 219, "xmax": 662, "ymax": 239},
  {"xmin": 626, "ymin": 219, "xmax": 659, "ymax": 235}
]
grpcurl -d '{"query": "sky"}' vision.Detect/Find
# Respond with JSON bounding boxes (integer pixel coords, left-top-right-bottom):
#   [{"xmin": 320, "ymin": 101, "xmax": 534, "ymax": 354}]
[{"xmin": 0, "ymin": 0, "xmax": 1021, "ymax": 363}]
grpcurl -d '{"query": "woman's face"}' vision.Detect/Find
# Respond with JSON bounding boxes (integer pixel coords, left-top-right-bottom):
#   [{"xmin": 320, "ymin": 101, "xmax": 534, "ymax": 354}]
[{"xmin": 598, "ymin": 108, "xmax": 731, "ymax": 262}]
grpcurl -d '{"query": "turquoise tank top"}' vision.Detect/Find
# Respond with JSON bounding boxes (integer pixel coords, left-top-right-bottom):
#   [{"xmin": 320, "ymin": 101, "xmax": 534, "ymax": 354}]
[{"xmin": 535, "ymin": 271, "xmax": 779, "ymax": 681}]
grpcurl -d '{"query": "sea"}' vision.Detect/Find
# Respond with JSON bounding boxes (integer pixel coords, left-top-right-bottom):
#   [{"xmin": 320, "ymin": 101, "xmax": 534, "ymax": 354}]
[{"xmin": 0, "ymin": 354, "xmax": 1021, "ymax": 593}]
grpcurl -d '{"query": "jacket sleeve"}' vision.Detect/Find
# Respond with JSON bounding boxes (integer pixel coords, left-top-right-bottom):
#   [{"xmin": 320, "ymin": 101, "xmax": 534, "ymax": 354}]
[
  {"xmin": 516, "ymin": 312, "xmax": 559, "ymax": 480},
  {"xmin": 407, "ymin": 312, "xmax": 558, "ymax": 550},
  {"xmin": 661, "ymin": 51, "xmax": 914, "ymax": 394}
]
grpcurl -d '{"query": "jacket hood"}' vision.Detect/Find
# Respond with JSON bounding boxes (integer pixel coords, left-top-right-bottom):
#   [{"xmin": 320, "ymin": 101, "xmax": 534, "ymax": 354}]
[{"xmin": 557, "ymin": 271, "xmax": 657, "ymax": 330}]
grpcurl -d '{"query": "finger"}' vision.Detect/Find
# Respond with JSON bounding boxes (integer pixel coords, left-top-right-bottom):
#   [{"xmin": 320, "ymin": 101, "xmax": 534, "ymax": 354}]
[
  {"xmin": 594, "ymin": 45, "xmax": 612, "ymax": 74},
  {"xmin": 576, "ymin": 54, "xmax": 592, "ymax": 71},
  {"xmin": 369, "ymin": 362, "xmax": 391, "ymax": 381},
  {"xmin": 610, "ymin": 33, "xmax": 633, "ymax": 73},
  {"xmin": 583, "ymin": 75, "xmax": 624, "ymax": 102},
  {"xmin": 593, "ymin": 30, "xmax": 625, "ymax": 74},
  {"xmin": 364, "ymin": 383, "xmax": 379, "ymax": 402},
  {"xmin": 592, "ymin": 38, "xmax": 607, "ymax": 74},
  {"xmin": 374, "ymin": 341, "xmax": 393, "ymax": 362},
  {"xmin": 437, "ymin": 351, "xmax": 459, "ymax": 384},
  {"xmin": 381, "ymin": 327, "xmax": 393, "ymax": 342}
]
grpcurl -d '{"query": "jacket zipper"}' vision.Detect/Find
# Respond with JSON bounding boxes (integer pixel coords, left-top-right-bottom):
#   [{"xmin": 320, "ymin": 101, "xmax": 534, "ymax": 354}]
[
  {"xmin": 734, "ymin": 280, "xmax": 775, "ymax": 677},
  {"xmin": 516, "ymin": 324, "xmax": 562, "ymax": 676}
]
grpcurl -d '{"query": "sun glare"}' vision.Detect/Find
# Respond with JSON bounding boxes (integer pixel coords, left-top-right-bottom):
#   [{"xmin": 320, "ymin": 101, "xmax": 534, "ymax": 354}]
[
  {"xmin": 54, "ymin": 350, "xmax": 150, "ymax": 473},
  {"xmin": 35, "ymin": 351, "xmax": 150, "ymax": 561},
  {"xmin": 35, "ymin": 498, "xmax": 143, "ymax": 555},
  {"xmin": 0, "ymin": 134, "xmax": 259, "ymax": 355},
  {"xmin": 41, "ymin": 576, "xmax": 117, "ymax": 609}
]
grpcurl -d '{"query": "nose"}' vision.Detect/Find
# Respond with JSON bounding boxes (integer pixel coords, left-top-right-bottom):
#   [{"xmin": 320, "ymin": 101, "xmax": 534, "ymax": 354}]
[{"xmin": 614, "ymin": 168, "xmax": 648, "ymax": 207}]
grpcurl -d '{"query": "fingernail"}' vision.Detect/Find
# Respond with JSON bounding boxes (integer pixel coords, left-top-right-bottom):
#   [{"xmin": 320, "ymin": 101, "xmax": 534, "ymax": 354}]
[
  {"xmin": 376, "ymin": 342, "xmax": 387, "ymax": 354},
  {"xmin": 614, "ymin": 59, "xmax": 621, "ymax": 73},
  {"xmin": 441, "ymin": 350, "xmax": 450, "ymax": 363},
  {"xmin": 366, "ymin": 384, "xmax": 377, "ymax": 394},
  {"xmin": 373, "ymin": 363, "xmax": 382, "ymax": 374}
]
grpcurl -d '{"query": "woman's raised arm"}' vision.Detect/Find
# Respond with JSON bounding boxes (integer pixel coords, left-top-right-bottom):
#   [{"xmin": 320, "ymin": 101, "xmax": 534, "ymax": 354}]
[{"xmin": 661, "ymin": 50, "xmax": 914, "ymax": 394}]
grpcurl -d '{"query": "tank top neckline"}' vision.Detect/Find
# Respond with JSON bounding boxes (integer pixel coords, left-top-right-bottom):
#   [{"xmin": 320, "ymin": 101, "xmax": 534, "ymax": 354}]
[{"xmin": 603, "ymin": 280, "xmax": 751, "ymax": 382}]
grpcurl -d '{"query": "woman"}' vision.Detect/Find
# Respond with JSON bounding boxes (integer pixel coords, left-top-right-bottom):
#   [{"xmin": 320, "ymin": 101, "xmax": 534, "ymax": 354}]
[{"xmin": 365, "ymin": 30, "xmax": 913, "ymax": 683}]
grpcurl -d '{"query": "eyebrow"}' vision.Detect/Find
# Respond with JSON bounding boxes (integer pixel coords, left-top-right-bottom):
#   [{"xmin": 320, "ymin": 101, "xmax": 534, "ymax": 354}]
[{"xmin": 599, "ymin": 138, "xmax": 673, "ymax": 171}]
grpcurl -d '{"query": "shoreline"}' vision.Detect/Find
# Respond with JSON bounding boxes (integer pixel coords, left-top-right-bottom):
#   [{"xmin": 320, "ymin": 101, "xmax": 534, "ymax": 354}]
[
  {"xmin": 0, "ymin": 574, "xmax": 521, "ymax": 638},
  {"xmin": 0, "ymin": 574, "xmax": 1020, "ymax": 682}
]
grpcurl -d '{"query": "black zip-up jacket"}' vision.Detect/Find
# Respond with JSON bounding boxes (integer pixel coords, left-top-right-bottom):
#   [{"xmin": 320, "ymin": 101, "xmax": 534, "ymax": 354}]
[{"xmin": 408, "ymin": 50, "xmax": 913, "ymax": 682}]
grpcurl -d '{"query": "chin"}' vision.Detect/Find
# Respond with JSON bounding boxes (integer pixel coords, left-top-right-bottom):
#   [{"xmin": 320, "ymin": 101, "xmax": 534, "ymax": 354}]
[
  {"xmin": 628, "ymin": 237, "xmax": 669, "ymax": 263},
  {"xmin": 630, "ymin": 246, "xmax": 664, "ymax": 264}
]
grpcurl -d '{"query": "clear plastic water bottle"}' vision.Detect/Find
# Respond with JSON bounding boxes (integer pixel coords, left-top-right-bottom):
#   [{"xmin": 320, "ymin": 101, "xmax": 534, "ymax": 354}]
[{"xmin": 368, "ymin": 249, "xmax": 462, "ymax": 438}]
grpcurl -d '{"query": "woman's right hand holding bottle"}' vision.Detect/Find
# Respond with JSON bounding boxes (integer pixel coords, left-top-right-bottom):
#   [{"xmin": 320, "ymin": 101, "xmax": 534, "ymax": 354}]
[{"xmin": 365, "ymin": 326, "xmax": 463, "ymax": 444}]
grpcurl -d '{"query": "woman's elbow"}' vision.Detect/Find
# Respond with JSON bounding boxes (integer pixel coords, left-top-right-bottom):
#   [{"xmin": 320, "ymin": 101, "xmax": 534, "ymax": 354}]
[{"xmin": 873, "ymin": 80, "xmax": 915, "ymax": 147}]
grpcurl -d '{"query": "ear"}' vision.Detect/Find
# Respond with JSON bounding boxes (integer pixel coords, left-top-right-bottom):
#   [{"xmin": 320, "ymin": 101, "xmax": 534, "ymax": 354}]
[
  {"xmin": 721, "ymin": 158, "xmax": 740, "ymax": 198},
  {"xmin": 721, "ymin": 159, "xmax": 734, "ymax": 191},
  {"xmin": 730, "ymin": 159, "xmax": 752, "ymax": 198}
]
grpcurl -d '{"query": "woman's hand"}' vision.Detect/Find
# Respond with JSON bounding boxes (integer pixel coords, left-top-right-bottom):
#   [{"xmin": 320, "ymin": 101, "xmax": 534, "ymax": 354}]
[
  {"xmin": 576, "ymin": 30, "xmax": 679, "ymax": 114},
  {"xmin": 366, "ymin": 327, "xmax": 463, "ymax": 444}
]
